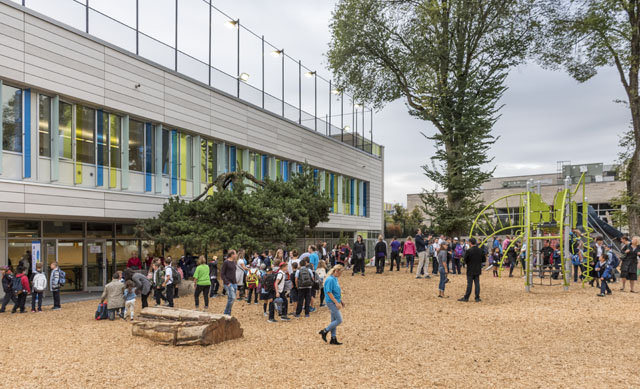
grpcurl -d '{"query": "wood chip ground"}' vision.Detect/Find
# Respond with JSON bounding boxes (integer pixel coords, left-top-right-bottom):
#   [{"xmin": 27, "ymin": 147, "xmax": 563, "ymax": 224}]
[{"xmin": 1, "ymin": 270, "xmax": 638, "ymax": 388}]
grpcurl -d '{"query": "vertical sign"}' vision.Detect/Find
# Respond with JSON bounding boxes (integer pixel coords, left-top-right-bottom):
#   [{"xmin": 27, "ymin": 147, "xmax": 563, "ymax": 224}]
[{"xmin": 31, "ymin": 241, "xmax": 41, "ymax": 272}]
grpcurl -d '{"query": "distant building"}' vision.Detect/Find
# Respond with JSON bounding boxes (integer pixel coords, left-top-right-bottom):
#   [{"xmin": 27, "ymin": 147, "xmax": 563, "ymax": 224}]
[
  {"xmin": 407, "ymin": 162, "xmax": 625, "ymax": 228},
  {"xmin": 384, "ymin": 202, "xmax": 401, "ymax": 216}
]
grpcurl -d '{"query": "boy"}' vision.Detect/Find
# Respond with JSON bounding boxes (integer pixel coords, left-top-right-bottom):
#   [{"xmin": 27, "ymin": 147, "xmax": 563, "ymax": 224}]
[
  {"xmin": 0, "ymin": 266, "xmax": 17, "ymax": 313},
  {"xmin": 12, "ymin": 266, "xmax": 31, "ymax": 313},
  {"xmin": 295, "ymin": 259, "xmax": 315, "ymax": 318},
  {"xmin": 49, "ymin": 261, "xmax": 63, "ymax": 310},
  {"xmin": 31, "ymin": 263, "xmax": 47, "ymax": 312},
  {"xmin": 596, "ymin": 253, "xmax": 613, "ymax": 297},
  {"xmin": 245, "ymin": 261, "xmax": 260, "ymax": 304}
]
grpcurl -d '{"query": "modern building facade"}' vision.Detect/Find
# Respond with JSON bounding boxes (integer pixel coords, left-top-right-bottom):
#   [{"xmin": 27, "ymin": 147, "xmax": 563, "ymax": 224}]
[
  {"xmin": 408, "ymin": 162, "xmax": 624, "ymax": 230},
  {"xmin": 0, "ymin": 1, "xmax": 384, "ymax": 295}
]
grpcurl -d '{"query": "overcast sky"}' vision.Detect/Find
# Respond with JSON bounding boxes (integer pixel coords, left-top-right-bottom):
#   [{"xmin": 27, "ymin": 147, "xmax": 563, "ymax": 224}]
[{"xmin": 25, "ymin": 0, "xmax": 631, "ymax": 205}]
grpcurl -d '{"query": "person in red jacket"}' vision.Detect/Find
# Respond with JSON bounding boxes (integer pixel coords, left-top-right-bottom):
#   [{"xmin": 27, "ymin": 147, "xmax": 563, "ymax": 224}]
[
  {"xmin": 12, "ymin": 266, "xmax": 31, "ymax": 313},
  {"xmin": 127, "ymin": 252, "xmax": 142, "ymax": 270}
]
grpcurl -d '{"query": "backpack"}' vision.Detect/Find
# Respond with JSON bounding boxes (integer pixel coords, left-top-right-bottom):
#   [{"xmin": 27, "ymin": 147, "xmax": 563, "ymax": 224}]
[
  {"xmin": 95, "ymin": 302, "xmax": 108, "ymax": 320},
  {"xmin": 12, "ymin": 275, "xmax": 25, "ymax": 295},
  {"xmin": 166, "ymin": 266, "xmax": 182, "ymax": 285},
  {"xmin": 246, "ymin": 270, "xmax": 259, "ymax": 289},
  {"xmin": 314, "ymin": 271, "xmax": 323, "ymax": 289},
  {"xmin": 608, "ymin": 252, "xmax": 620, "ymax": 269},
  {"xmin": 263, "ymin": 273, "xmax": 278, "ymax": 293},
  {"xmin": 571, "ymin": 254, "xmax": 582, "ymax": 266},
  {"xmin": 33, "ymin": 273, "xmax": 47, "ymax": 292},
  {"xmin": 454, "ymin": 245, "xmax": 464, "ymax": 258},
  {"xmin": 298, "ymin": 268, "xmax": 314, "ymax": 288},
  {"xmin": 57, "ymin": 268, "xmax": 67, "ymax": 287},
  {"xmin": 428, "ymin": 244, "xmax": 435, "ymax": 257}
]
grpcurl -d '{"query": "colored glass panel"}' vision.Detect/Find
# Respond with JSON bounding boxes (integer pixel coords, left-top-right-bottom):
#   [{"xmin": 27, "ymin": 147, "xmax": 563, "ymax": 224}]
[
  {"xmin": 171, "ymin": 130, "xmax": 178, "ymax": 195},
  {"xmin": 109, "ymin": 114, "xmax": 121, "ymax": 188},
  {"xmin": 59, "ymin": 101, "xmax": 72, "ymax": 159},
  {"xmin": 38, "ymin": 95, "xmax": 51, "ymax": 157},
  {"xmin": 128, "ymin": 119, "xmax": 144, "ymax": 172},
  {"xmin": 1, "ymin": 84, "xmax": 22, "ymax": 152}
]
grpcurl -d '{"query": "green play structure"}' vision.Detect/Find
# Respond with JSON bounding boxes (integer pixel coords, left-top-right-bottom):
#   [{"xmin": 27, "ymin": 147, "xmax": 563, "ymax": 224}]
[{"xmin": 469, "ymin": 173, "xmax": 594, "ymax": 291}]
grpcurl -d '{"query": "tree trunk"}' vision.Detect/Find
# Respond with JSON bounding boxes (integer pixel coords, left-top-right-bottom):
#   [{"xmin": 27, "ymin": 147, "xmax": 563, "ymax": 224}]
[
  {"xmin": 132, "ymin": 307, "xmax": 244, "ymax": 346},
  {"xmin": 628, "ymin": 152, "xmax": 640, "ymax": 235}
]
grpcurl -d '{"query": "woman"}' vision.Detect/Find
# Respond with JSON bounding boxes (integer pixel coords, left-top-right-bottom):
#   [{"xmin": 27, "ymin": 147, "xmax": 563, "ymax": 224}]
[
  {"xmin": 374, "ymin": 235, "xmax": 387, "ymax": 274},
  {"xmin": 319, "ymin": 264, "xmax": 345, "ymax": 345},
  {"xmin": 620, "ymin": 236, "xmax": 639, "ymax": 292},
  {"xmin": 273, "ymin": 249, "xmax": 285, "ymax": 267},
  {"xmin": 352, "ymin": 235, "xmax": 367, "ymax": 276},
  {"xmin": 192, "ymin": 256, "xmax": 211, "ymax": 311},
  {"xmin": 403, "ymin": 236, "xmax": 416, "ymax": 273}
]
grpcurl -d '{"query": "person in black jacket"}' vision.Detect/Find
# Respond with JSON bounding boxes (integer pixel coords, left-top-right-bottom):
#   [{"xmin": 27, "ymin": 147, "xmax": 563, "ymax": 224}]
[
  {"xmin": 374, "ymin": 235, "xmax": 387, "ymax": 274},
  {"xmin": 352, "ymin": 235, "xmax": 367, "ymax": 276},
  {"xmin": 459, "ymin": 238, "xmax": 483, "ymax": 302}
]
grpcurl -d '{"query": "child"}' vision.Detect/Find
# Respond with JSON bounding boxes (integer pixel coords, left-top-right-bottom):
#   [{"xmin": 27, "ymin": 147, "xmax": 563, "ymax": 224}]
[
  {"xmin": 246, "ymin": 262, "xmax": 260, "ymax": 304},
  {"xmin": 0, "ymin": 266, "xmax": 17, "ymax": 313},
  {"xmin": 260, "ymin": 267, "xmax": 274, "ymax": 317},
  {"xmin": 596, "ymin": 253, "xmax": 613, "ymax": 297},
  {"xmin": 289, "ymin": 262, "xmax": 299, "ymax": 305},
  {"xmin": 123, "ymin": 280, "xmax": 137, "ymax": 321},
  {"xmin": 31, "ymin": 263, "xmax": 47, "ymax": 312},
  {"xmin": 12, "ymin": 266, "xmax": 31, "ymax": 313},
  {"xmin": 490, "ymin": 248, "xmax": 500, "ymax": 277},
  {"xmin": 316, "ymin": 260, "xmax": 327, "ymax": 307},
  {"xmin": 208, "ymin": 256, "xmax": 219, "ymax": 298}
]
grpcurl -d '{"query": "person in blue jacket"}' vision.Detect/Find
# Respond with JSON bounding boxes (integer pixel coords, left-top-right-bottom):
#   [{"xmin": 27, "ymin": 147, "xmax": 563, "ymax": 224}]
[{"xmin": 596, "ymin": 253, "xmax": 613, "ymax": 297}]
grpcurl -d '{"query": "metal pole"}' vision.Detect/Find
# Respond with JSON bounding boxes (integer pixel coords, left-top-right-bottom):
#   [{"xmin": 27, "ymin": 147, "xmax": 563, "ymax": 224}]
[
  {"xmin": 341, "ymin": 91, "xmax": 344, "ymax": 142},
  {"xmin": 370, "ymin": 109, "xmax": 373, "ymax": 153},
  {"xmin": 135, "ymin": 0, "xmax": 139, "ymax": 55},
  {"xmin": 237, "ymin": 19, "xmax": 240, "ymax": 98},
  {"xmin": 298, "ymin": 60, "xmax": 302, "ymax": 124},
  {"xmin": 314, "ymin": 72, "xmax": 317, "ymax": 132},
  {"xmin": 281, "ymin": 49, "xmax": 285, "ymax": 117},
  {"xmin": 328, "ymin": 80, "xmax": 332, "ymax": 136},
  {"xmin": 174, "ymin": 0, "xmax": 178, "ymax": 71},
  {"xmin": 208, "ymin": 0, "xmax": 212, "ymax": 86},
  {"xmin": 261, "ymin": 36, "xmax": 265, "ymax": 109},
  {"xmin": 362, "ymin": 106, "xmax": 365, "ymax": 151},
  {"xmin": 86, "ymin": 0, "xmax": 89, "ymax": 33},
  {"xmin": 352, "ymin": 102, "xmax": 355, "ymax": 147}
]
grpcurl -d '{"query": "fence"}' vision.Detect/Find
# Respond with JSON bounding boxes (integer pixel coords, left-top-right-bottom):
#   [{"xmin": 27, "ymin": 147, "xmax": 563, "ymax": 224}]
[{"xmin": 12, "ymin": 0, "xmax": 382, "ymax": 157}]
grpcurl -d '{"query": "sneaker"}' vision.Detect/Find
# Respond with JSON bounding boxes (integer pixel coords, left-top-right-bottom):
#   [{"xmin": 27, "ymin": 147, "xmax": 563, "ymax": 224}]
[
  {"xmin": 457, "ymin": 298, "xmax": 469, "ymax": 302},
  {"xmin": 309, "ymin": 307, "xmax": 316, "ymax": 313},
  {"xmin": 52, "ymin": 307, "xmax": 61, "ymax": 311},
  {"xmin": 294, "ymin": 314, "xmax": 301, "ymax": 318},
  {"xmin": 425, "ymin": 275, "xmax": 431, "ymax": 279},
  {"xmin": 305, "ymin": 314, "xmax": 310, "ymax": 318},
  {"xmin": 263, "ymin": 312, "xmax": 268, "ymax": 317},
  {"xmin": 597, "ymin": 293, "xmax": 605, "ymax": 297},
  {"xmin": 31, "ymin": 309, "xmax": 36, "ymax": 313},
  {"xmin": 280, "ymin": 316, "xmax": 291, "ymax": 321},
  {"xmin": 254, "ymin": 302, "xmax": 258, "ymax": 305},
  {"xmin": 416, "ymin": 276, "xmax": 422, "ymax": 279},
  {"xmin": 475, "ymin": 298, "xmax": 482, "ymax": 302},
  {"xmin": 267, "ymin": 319, "xmax": 277, "ymax": 323}
]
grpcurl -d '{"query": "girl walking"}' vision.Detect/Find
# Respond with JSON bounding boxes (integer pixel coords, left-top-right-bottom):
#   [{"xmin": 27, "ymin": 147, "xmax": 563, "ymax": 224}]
[
  {"xmin": 319, "ymin": 265, "xmax": 345, "ymax": 345},
  {"xmin": 403, "ymin": 237, "xmax": 416, "ymax": 273}
]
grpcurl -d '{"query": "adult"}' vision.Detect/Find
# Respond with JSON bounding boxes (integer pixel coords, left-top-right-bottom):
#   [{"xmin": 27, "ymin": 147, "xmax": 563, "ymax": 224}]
[
  {"xmin": 403, "ymin": 236, "xmax": 416, "ymax": 273},
  {"xmin": 352, "ymin": 235, "xmax": 367, "ymax": 276},
  {"xmin": 236, "ymin": 250, "xmax": 249, "ymax": 299},
  {"xmin": 193, "ymin": 255, "xmax": 211, "ymax": 311},
  {"xmin": 100, "ymin": 272, "xmax": 125, "ymax": 320},
  {"xmin": 309, "ymin": 246, "xmax": 320, "ymax": 270},
  {"xmin": 318, "ymin": 264, "xmax": 345, "ymax": 345},
  {"xmin": 389, "ymin": 237, "xmax": 402, "ymax": 272},
  {"xmin": 321, "ymin": 242, "xmax": 328, "ymax": 261},
  {"xmin": 49, "ymin": 261, "xmax": 63, "ymax": 310},
  {"xmin": 374, "ymin": 235, "xmax": 387, "ymax": 274},
  {"xmin": 295, "ymin": 259, "xmax": 315, "ymax": 317},
  {"xmin": 459, "ymin": 238, "xmax": 483, "ymax": 302},
  {"xmin": 127, "ymin": 251, "xmax": 142, "ymax": 270},
  {"xmin": 208, "ymin": 256, "xmax": 219, "ymax": 298},
  {"xmin": 452, "ymin": 238, "xmax": 464, "ymax": 275},
  {"xmin": 132, "ymin": 271, "xmax": 151, "ymax": 309},
  {"xmin": 620, "ymin": 236, "xmax": 639, "ymax": 292},
  {"xmin": 221, "ymin": 250, "xmax": 238, "ymax": 315},
  {"xmin": 415, "ymin": 229, "xmax": 430, "ymax": 279},
  {"xmin": 437, "ymin": 242, "xmax": 449, "ymax": 298}
]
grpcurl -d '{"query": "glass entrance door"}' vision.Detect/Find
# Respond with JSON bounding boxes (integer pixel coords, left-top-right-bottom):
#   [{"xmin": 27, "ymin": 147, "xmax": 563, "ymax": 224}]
[
  {"xmin": 86, "ymin": 240, "xmax": 107, "ymax": 291},
  {"xmin": 42, "ymin": 239, "xmax": 57, "ymax": 296},
  {"xmin": 57, "ymin": 240, "xmax": 84, "ymax": 291}
]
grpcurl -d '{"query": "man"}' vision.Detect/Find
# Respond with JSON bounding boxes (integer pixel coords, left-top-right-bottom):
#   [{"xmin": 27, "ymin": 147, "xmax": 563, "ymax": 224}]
[
  {"xmin": 127, "ymin": 251, "xmax": 142, "ymax": 270},
  {"xmin": 49, "ymin": 261, "xmax": 62, "ymax": 310},
  {"xmin": 459, "ymin": 237, "xmax": 483, "ymax": 302},
  {"xmin": 295, "ymin": 259, "xmax": 314, "ymax": 318},
  {"xmin": 0, "ymin": 266, "xmax": 17, "ymax": 313},
  {"xmin": 321, "ymin": 242, "xmax": 328, "ymax": 261},
  {"xmin": 309, "ymin": 246, "xmax": 319, "ymax": 270},
  {"xmin": 100, "ymin": 272, "xmax": 125, "ymax": 320},
  {"xmin": 163, "ymin": 257, "xmax": 175, "ymax": 307},
  {"xmin": 221, "ymin": 250, "xmax": 238, "ymax": 315},
  {"xmin": 389, "ymin": 237, "xmax": 402, "ymax": 272},
  {"xmin": 415, "ymin": 229, "xmax": 430, "ymax": 279}
]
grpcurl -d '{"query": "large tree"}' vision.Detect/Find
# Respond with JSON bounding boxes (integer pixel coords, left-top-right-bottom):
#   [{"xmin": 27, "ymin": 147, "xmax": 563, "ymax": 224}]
[
  {"xmin": 538, "ymin": 0, "xmax": 640, "ymax": 234},
  {"xmin": 327, "ymin": 0, "xmax": 537, "ymax": 236}
]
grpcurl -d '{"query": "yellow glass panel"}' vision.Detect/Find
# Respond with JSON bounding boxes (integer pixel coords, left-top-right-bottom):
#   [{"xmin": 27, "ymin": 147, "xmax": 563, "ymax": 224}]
[{"xmin": 180, "ymin": 133, "xmax": 187, "ymax": 196}]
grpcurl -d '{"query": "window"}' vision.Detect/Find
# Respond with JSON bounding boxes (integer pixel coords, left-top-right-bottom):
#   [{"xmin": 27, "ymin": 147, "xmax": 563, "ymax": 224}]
[
  {"xmin": 207, "ymin": 140, "xmax": 215, "ymax": 183},
  {"xmin": 200, "ymin": 139, "xmax": 207, "ymax": 182},
  {"xmin": 109, "ymin": 114, "xmax": 121, "ymax": 169},
  {"xmin": 38, "ymin": 95, "xmax": 51, "ymax": 157},
  {"xmin": 185, "ymin": 134, "xmax": 193, "ymax": 180},
  {"xmin": 162, "ymin": 129, "xmax": 170, "ymax": 175},
  {"xmin": 128, "ymin": 119, "xmax": 144, "ymax": 172},
  {"xmin": 59, "ymin": 101, "xmax": 72, "ymax": 159},
  {"xmin": 2, "ymin": 84, "xmax": 22, "ymax": 152},
  {"xmin": 75, "ymin": 105, "xmax": 95, "ymax": 164}
]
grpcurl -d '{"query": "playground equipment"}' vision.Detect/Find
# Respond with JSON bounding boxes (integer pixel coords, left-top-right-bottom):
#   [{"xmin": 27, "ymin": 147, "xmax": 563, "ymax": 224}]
[{"xmin": 469, "ymin": 173, "xmax": 602, "ymax": 291}]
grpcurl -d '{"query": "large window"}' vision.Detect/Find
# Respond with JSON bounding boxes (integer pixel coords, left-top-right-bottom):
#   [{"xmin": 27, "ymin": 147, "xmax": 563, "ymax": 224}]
[
  {"xmin": 38, "ymin": 95, "xmax": 51, "ymax": 157},
  {"xmin": 162, "ymin": 128, "xmax": 170, "ymax": 175},
  {"xmin": 109, "ymin": 114, "xmax": 121, "ymax": 169},
  {"xmin": 208, "ymin": 140, "xmax": 215, "ymax": 183},
  {"xmin": 2, "ymin": 84, "xmax": 22, "ymax": 152},
  {"xmin": 200, "ymin": 138, "xmax": 207, "ymax": 182},
  {"xmin": 129, "ymin": 119, "xmax": 144, "ymax": 172},
  {"xmin": 59, "ymin": 101, "xmax": 72, "ymax": 159},
  {"xmin": 76, "ymin": 105, "xmax": 95, "ymax": 164}
]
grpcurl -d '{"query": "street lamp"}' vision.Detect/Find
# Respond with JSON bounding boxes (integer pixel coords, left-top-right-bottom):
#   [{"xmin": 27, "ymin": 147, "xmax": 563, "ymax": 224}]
[
  {"xmin": 332, "ymin": 89, "xmax": 341, "ymax": 95},
  {"xmin": 239, "ymin": 72, "xmax": 250, "ymax": 82},
  {"xmin": 305, "ymin": 71, "xmax": 316, "ymax": 78},
  {"xmin": 225, "ymin": 19, "xmax": 239, "ymax": 29},
  {"xmin": 271, "ymin": 49, "xmax": 283, "ymax": 58}
]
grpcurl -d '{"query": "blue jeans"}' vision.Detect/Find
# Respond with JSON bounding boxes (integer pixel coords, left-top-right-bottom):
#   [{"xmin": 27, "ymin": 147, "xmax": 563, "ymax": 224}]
[
  {"xmin": 223, "ymin": 284, "xmax": 237, "ymax": 315},
  {"xmin": 438, "ymin": 266, "xmax": 447, "ymax": 291},
  {"xmin": 405, "ymin": 255, "xmax": 415, "ymax": 273},
  {"xmin": 324, "ymin": 300, "xmax": 343, "ymax": 337},
  {"xmin": 600, "ymin": 279, "xmax": 611, "ymax": 294}
]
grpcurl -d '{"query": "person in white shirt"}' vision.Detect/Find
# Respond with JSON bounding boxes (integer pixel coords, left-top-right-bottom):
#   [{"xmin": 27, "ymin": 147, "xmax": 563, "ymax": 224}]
[
  {"xmin": 268, "ymin": 262, "xmax": 291, "ymax": 323},
  {"xmin": 163, "ymin": 257, "xmax": 175, "ymax": 308}
]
